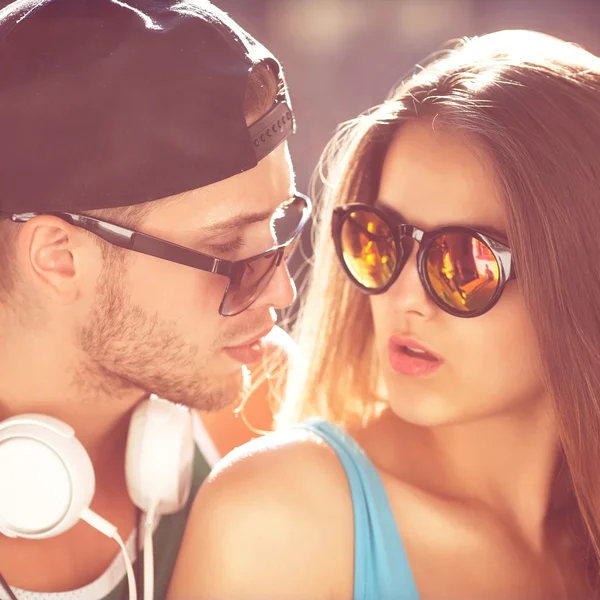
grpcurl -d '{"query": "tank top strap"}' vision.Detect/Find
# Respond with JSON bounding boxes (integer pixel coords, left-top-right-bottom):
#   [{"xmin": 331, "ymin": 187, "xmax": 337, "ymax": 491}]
[{"xmin": 294, "ymin": 419, "xmax": 420, "ymax": 600}]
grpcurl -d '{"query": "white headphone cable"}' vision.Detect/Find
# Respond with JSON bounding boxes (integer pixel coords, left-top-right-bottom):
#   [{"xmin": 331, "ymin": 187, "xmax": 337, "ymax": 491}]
[
  {"xmin": 142, "ymin": 503, "xmax": 157, "ymax": 600},
  {"xmin": 81, "ymin": 508, "xmax": 137, "ymax": 600},
  {"xmin": 0, "ymin": 512, "xmax": 138, "ymax": 600}
]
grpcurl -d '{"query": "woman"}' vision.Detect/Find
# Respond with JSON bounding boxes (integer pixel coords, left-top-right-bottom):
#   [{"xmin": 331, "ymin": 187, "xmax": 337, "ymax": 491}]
[{"xmin": 169, "ymin": 30, "xmax": 600, "ymax": 599}]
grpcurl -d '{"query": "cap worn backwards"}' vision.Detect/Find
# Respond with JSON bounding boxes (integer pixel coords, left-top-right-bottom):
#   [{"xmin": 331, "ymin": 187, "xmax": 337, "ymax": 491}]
[{"xmin": 0, "ymin": 0, "xmax": 295, "ymax": 213}]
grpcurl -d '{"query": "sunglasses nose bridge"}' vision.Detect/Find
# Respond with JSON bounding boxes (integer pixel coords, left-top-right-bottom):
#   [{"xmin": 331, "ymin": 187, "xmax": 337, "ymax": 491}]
[{"xmin": 398, "ymin": 224, "xmax": 424, "ymax": 243}]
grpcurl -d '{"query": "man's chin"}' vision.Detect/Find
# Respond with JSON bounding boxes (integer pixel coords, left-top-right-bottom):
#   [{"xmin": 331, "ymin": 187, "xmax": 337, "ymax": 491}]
[{"xmin": 188, "ymin": 365, "xmax": 248, "ymax": 413}]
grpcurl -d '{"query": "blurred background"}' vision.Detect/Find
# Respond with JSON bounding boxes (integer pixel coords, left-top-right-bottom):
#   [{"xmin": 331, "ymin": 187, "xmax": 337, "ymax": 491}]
[{"xmin": 216, "ymin": 0, "xmax": 600, "ymax": 328}]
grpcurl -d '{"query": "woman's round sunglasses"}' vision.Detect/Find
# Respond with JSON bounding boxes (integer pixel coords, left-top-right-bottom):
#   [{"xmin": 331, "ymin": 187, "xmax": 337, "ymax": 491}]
[
  {"xmin": 332, "ymin": 203, "xmax": 514, "ymax": 318},
  {"xmin": 6, "ymin": 192, "xmax": 311, "ymax": 317}
]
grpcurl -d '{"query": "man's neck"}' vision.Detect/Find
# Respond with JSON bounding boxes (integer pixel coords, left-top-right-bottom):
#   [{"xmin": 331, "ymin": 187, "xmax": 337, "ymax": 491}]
[
  {"xmin": 0, "ymin": 334, "xmax": 147, "ymax": 592},
  {"xmin": 0, "ymin": 332, "xmax": 147, "ymax": 472}
]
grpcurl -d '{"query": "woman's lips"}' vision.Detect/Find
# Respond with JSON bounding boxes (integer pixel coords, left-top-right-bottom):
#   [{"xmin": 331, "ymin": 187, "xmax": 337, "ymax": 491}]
[{"xmin": 388, "ymin": 336, "xmax": 443, "ymax": 376}]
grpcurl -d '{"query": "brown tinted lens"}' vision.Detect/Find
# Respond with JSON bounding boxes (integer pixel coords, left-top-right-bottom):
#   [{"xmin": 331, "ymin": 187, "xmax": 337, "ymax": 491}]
[
  {"xmin": 221, "ymin": 250, "xmax": 279, "ymax": 316},
  {"xmin": 221, "ymin": 195, "xmax": 307, "ymax": 316},
  {"xmin": 425, "ymin": 232, "xmax": 500, "ymax": 313},
  {"xmin": 272, "ymin": 195, "xmax": 308, "ymax": 245},
  {"xmin": 340, "ymin": 210, "xmax": 397, "ymax": 290},
  {"xmin": 221, "ymin": 237, "xmax": 301, "ymax": 316},
  {"xmin": 283, "ymin": 235, "xmax": 301, "ymax": 260}
]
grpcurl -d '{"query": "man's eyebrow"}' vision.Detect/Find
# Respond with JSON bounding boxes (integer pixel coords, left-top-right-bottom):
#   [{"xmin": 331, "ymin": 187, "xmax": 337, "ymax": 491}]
[{"xmin": 198, "ymin": 209, "xmax": 275, "ymax": 235}]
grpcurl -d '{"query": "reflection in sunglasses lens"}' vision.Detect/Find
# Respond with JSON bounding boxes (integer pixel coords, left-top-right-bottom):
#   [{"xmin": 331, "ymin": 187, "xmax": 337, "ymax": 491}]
[
  {"xmin": 341, "ymin": 210, "xmax": 397, "ymax": 289},
  {"xmin": 426, "ymin": 233, "xmax": 500, "ymax": 312}
]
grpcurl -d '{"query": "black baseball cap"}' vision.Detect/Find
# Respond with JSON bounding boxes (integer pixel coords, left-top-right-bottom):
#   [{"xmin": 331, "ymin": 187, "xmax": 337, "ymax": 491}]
[{"xmin": 0, "ymin": 0, "xmax": 294, "ymax": 213}]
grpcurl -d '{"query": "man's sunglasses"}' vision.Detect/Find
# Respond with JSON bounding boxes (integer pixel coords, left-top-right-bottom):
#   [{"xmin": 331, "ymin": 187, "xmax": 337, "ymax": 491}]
[
  {"xmin": 5, "ymin": 192, "xmax": 311, "ymax": 317},
  {"xmin": 332, "ymin": 203, "xmax": 514, "ymax": 318}
]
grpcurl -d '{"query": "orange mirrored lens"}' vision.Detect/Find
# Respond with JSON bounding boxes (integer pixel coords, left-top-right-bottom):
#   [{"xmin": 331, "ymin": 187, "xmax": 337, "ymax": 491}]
[
  {"xmin": 340, "ymin": 210, "xmax": 397, "ymax": 289},
  {"xmin": 425, "ymin": 233, "xmax": 500, "ymax": 312}
]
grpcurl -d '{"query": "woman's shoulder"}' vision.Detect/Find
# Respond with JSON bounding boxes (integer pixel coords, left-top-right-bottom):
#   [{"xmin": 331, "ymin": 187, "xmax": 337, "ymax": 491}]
[
  {"xmin": 205, "ymin": 423, "xmax": 354, "ymax": 509},
  {"xmin": 168, "ymin": 423, "xmax": 355, "ymax": 599}
]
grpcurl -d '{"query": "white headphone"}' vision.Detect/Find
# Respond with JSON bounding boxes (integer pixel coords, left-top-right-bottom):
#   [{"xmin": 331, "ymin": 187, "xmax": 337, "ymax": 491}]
[{"xmin": 0, "ymin": 395, "xmax": 195, "ymax": 600}]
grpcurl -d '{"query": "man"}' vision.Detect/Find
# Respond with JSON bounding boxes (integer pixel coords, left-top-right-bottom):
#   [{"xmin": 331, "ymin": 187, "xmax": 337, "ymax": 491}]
[{"xmin": 0, "ymin": 0, "xmax": 308, "ymax": 598}]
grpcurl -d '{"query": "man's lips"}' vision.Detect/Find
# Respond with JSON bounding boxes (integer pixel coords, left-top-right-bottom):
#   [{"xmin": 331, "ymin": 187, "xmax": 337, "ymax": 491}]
[{"xmin": 222, "ymin": 326, "xmax": 274, "ymax": 365}]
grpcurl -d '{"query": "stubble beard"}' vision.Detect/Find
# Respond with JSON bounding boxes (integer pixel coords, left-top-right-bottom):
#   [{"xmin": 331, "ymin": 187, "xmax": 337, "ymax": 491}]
[{"xmin": 78, "ymin": 263, "xmax": 244, "ymax": 413}]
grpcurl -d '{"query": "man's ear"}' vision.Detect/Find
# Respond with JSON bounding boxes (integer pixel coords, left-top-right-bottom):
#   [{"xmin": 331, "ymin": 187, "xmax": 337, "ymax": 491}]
[{"xmin": 16, "ymin": 215, "xmax": 91, "ymax": 303}]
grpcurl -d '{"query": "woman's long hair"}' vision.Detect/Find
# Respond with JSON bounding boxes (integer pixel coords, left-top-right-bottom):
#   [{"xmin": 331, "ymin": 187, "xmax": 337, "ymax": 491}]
[{"xmin": 279, "ymin": 30, "xmax": 600, "ymax": 591}]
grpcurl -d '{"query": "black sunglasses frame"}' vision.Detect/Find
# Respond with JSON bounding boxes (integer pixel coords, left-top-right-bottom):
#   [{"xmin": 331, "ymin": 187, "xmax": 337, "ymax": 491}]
[
  {"xmin": 332, "ymin": 203, "xmax": 515, "ymax": 318},
  {"xmin": 5, "ymin": 192, "xmax": 311, "ymax": 317}
]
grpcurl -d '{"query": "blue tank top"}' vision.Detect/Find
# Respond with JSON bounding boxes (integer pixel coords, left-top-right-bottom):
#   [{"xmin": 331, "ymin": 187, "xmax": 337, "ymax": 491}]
[{"xmin": 295, "ymin": 419, "xmax": 420, "ymax": 600}]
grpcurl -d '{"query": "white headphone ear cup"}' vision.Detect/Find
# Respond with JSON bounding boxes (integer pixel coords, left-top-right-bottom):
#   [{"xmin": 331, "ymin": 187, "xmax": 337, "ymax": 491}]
[
  {"xmin": 125, "ymin": 395, "xmax": 194, "ymax": 515},
  {"xmin": 0, "ymin": 415, "xmax": 95, "ymax": 539}
]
